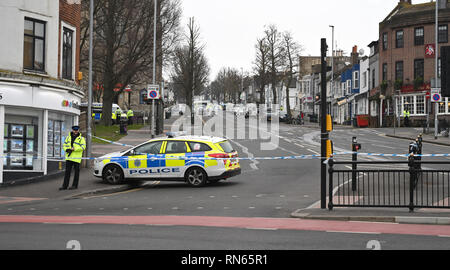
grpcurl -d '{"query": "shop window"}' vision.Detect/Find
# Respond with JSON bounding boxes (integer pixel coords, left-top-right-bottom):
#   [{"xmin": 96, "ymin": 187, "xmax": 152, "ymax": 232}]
[
  {"xmin": 48, "ymin": 120, "xmax": 67, "ymax": 158},
  {"xmin": 416, "ymin": 96, "xmax": 425, "ymax": 115},
  {"xmin": 439, "ymin": 101, "xmax": 446, "ymax": 114},
  {"xmin": 3, "ymin": 122, "xmax": 38, "ymax": 170},
  {"xmin": 404, "ymin": 96, "xmax": 414, "ymax": 115}
]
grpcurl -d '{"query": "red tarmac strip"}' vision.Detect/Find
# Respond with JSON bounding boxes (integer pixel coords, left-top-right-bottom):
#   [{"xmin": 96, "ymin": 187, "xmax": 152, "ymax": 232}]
[{"xmin": 0, "ymin": 215, "xmax": 449, "ymax": 237}]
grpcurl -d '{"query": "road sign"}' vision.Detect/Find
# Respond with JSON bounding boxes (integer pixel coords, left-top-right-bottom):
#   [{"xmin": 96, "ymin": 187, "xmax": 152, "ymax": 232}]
[
  {"xmin": 431, "ymin": 88, "xmax": 441, "ymax": 102},
  {"xmin": 425, "ymin": 91, "xmax": 430, "ymax": 99},
  {"xmin": 147, "ymin": 84, "xmax": 160, "ymax": 99}
]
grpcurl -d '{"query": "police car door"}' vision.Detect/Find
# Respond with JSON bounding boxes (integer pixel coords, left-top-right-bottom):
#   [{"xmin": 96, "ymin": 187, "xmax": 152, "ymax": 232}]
[
  {"xmin": 162, "ymin": 140, "xmax": 188, "ymax": 178},
  {"xmin": 126, "ymin": 141, "xmax": 164, "ymax": 179}
]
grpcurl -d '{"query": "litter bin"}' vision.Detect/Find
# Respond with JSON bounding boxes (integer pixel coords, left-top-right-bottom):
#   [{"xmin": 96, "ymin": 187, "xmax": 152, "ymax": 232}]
[
  {"xmin": 119, "ymin": 115, "xmax": 128, "ymax": 135},
  {"xmin": 165, "ymin": 110, "xmax": 171, "ymax": 119}
]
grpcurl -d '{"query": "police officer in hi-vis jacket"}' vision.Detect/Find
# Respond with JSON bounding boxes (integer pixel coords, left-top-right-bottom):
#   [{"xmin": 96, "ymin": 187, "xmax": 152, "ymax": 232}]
[{"xmin": 60, "ymin": 125, "xmax": 86, "ymax": 190}]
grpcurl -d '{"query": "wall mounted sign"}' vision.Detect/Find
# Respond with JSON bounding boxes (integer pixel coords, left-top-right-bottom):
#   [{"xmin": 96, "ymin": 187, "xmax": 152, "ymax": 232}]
[{"xmin": 425, "ymin": 44, "xmax": 436, "ymax": 58}]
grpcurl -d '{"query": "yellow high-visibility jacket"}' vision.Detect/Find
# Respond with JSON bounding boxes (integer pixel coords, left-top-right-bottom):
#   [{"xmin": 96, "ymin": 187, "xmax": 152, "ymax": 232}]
[{"xmin": 63, "ymin": 133, "xmax": 86, "ymax": 164}]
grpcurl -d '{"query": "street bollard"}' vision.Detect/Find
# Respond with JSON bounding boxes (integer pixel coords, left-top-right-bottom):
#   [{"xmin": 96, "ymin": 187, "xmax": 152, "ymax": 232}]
[
  {"xmin": 352, "ymin": 137, "xmax": 361, "ymax": 192},
  {"xmin": 328, "ymin": 157, "xmax": 334, "ymax": 211},
  {"xmin": 408, "ymin": 154, "xmax": 416, "ymax": 213},
  {"xmin": 417, "ymin": 134, "xmax": 423, "ymax": 170}
]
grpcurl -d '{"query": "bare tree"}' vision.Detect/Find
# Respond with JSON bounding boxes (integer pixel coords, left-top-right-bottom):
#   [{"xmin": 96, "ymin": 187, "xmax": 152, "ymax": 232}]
[
  {"xmin": 80, "ymin": 0, "xmax": 182, "ymax": 125},
  {"xmin": 253, "ymin": 36, "xmax": 269, "ymax": 105},
  {"xmin": 171, "ymin": 17, "xmax": 210, "ymax": 115},
  {"xmin": 209, "ymin": 67, "xmax": 242, "ymax": 104},
  {"xmin": 280, "ymin": 31, "xmax": 302, "ymax": 119},
  {"xmin": 264, "ymin": 24, "xmax": 284, "ymax": 105}
]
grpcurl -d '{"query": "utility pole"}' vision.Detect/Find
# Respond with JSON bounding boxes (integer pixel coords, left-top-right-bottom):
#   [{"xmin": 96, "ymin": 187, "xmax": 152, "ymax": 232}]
[
  {"xmin": 151, "ymin": 0, "xmax": 157, "ymax": 138},
  {"xmin": 320, "ymin": 38, "xmax": 328, "ymax": 209},
  {"xmin": 87, "ymin": 0, "xmax": 94, "ymax": 164}
]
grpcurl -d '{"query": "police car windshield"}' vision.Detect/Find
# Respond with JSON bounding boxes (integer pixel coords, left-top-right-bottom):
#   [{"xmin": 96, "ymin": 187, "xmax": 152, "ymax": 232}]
[{"xmin": 219, "ymin": 141, "xmax": 234, "ymax": 153}]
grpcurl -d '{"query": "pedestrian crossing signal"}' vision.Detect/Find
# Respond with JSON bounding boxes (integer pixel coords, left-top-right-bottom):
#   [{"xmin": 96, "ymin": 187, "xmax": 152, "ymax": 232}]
[
  {"xmin": 326, "ymin": 140, "xmax": 333, "ymax": 158},
  {"xmin": 326, "ymin": 114, "xmax": 333, "ymax": 132}
]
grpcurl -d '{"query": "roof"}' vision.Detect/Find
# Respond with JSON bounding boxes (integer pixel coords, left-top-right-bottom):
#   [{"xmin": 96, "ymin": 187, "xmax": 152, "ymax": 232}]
[{"xmin": 381, "ymin": 1, "xmax": 450, "ymax": 28}]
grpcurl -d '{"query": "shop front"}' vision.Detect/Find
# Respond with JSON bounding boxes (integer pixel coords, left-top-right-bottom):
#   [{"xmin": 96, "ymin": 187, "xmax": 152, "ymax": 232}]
[{"xmin": 0, "ymin": 81, "xmax": 82, "ymax": 184}]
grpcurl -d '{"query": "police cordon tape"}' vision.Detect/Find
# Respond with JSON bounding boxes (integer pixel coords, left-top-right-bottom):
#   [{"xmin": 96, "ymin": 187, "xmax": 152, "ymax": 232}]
[
  {"xmin": 3, "ymin": 152, "xmax": 450, "ymax": 163},
  {"xmin": 6, "ymin": 136, "xmax": 450, "ymax": 163}
]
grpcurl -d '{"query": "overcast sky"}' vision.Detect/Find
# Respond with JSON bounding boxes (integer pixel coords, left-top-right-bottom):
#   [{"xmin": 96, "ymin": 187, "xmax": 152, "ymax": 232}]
[{"xmin": 180, "ymin": 0, "xmax": 431, "ymax": 81}]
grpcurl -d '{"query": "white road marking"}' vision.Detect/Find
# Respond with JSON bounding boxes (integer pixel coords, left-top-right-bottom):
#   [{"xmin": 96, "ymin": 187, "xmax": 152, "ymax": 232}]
[
  {"xmin": 231, "ymin": 140, "xmax": 260, "ymax": 171},
  {"xmin": 307, "ymin": 149, "xmax": 320, "ymax": 155},
  {"xmin": 295, "ymin": 143, "xmax": 305, "ymax": 148}
]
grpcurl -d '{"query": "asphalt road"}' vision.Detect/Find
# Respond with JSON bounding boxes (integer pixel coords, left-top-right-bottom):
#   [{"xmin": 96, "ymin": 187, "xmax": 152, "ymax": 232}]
[{"xmin": 1, "ymin": 112, "xmax": 450, "ymax": 251}]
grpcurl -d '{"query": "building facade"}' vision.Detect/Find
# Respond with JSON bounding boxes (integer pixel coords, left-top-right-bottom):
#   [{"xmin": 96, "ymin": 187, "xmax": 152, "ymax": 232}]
[
  {"xmin": 0, "ymin": 0, "xmax": 83, "ymax": 184},
  {"xmin": 379, "ymin": 0, "xmax": 450, "ymax": 127}
]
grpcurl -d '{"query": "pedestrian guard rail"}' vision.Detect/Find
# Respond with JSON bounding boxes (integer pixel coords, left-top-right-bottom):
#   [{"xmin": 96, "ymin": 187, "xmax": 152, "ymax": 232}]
[{"xmin": 327, "ymin": 157, "xmax": 450, "ymax": 212}]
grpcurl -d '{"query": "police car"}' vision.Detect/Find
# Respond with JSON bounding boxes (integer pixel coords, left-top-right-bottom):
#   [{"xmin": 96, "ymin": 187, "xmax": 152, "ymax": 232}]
[{"xmin": 93, "ymin": 134, "xmax": 241, "ymax": 187}]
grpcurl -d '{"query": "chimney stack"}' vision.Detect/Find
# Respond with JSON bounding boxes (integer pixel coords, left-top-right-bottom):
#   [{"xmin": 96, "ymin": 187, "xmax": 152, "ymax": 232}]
[
  {"xmin": 399, "ymin": 0, "xmax": 412, "ymax": 4},
  {"xmin": 351, "ymin": 46, "xmax": 359, "ymax": 65}
]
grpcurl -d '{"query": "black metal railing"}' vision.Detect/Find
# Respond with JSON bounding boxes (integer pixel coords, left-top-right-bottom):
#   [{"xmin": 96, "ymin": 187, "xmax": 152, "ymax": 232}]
[{"xmin": 328, "ymin": 158, "xmax": 450, "ymax": 212}]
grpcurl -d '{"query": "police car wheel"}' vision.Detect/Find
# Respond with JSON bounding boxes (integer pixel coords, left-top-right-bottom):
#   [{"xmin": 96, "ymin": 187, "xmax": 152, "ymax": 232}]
[
  {"xmin": 185, "ymin": 167, "xmax": 207, "ymax": 187},
  {"xmin": 103, "ymin": 165, "xmax": 124, "ymax": 185}
]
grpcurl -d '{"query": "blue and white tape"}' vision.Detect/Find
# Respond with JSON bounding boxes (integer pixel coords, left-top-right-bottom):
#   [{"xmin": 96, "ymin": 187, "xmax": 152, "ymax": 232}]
[{"xmin": 2, "ymin": 152, "xmax": 448, "ymax": 162}]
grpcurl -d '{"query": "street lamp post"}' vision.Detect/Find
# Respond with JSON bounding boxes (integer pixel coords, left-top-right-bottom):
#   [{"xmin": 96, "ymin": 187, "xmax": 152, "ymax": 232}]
[
  {"xmin": 151, "ymin": 0, "xmax": 157, "ymax": 138},
  {"xmin": 87, "ymin": 0, "xmax": 94, "ymax": 163}
]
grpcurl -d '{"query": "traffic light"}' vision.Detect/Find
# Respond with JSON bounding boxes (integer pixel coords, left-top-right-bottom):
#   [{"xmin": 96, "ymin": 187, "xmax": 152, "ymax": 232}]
[{"xmin": 442, "ymin": 46, "xmax": 450, "ymax": 97}]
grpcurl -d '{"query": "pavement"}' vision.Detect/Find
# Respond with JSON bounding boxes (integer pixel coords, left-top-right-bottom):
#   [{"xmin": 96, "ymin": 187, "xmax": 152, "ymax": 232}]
[
  {"xmin": 0, "ymin": 118, "xmax": 178, "ymax": 201},
  {"xmin": 1, "ymin": 116, "xmax": 450, "ymax": 226},
  {"xmin": 380, "ymin": 127, "xmax": 450, "ymax": 146}
]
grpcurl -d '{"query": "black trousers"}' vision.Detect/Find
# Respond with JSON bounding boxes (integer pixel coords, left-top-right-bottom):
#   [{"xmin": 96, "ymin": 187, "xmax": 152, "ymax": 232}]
[{"xmin": 62, "ymin": 161, "xmax": 80, "ymax": 188}]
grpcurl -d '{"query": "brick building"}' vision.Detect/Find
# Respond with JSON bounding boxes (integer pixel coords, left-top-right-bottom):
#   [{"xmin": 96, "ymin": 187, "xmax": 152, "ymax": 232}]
[
  {"xmin": 378, "ymin": 0, "xmax": 450, "ymax": 127},
  {"xmin": 0, "ymin": 0, "xmax": 83, "ymax": 184}
]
